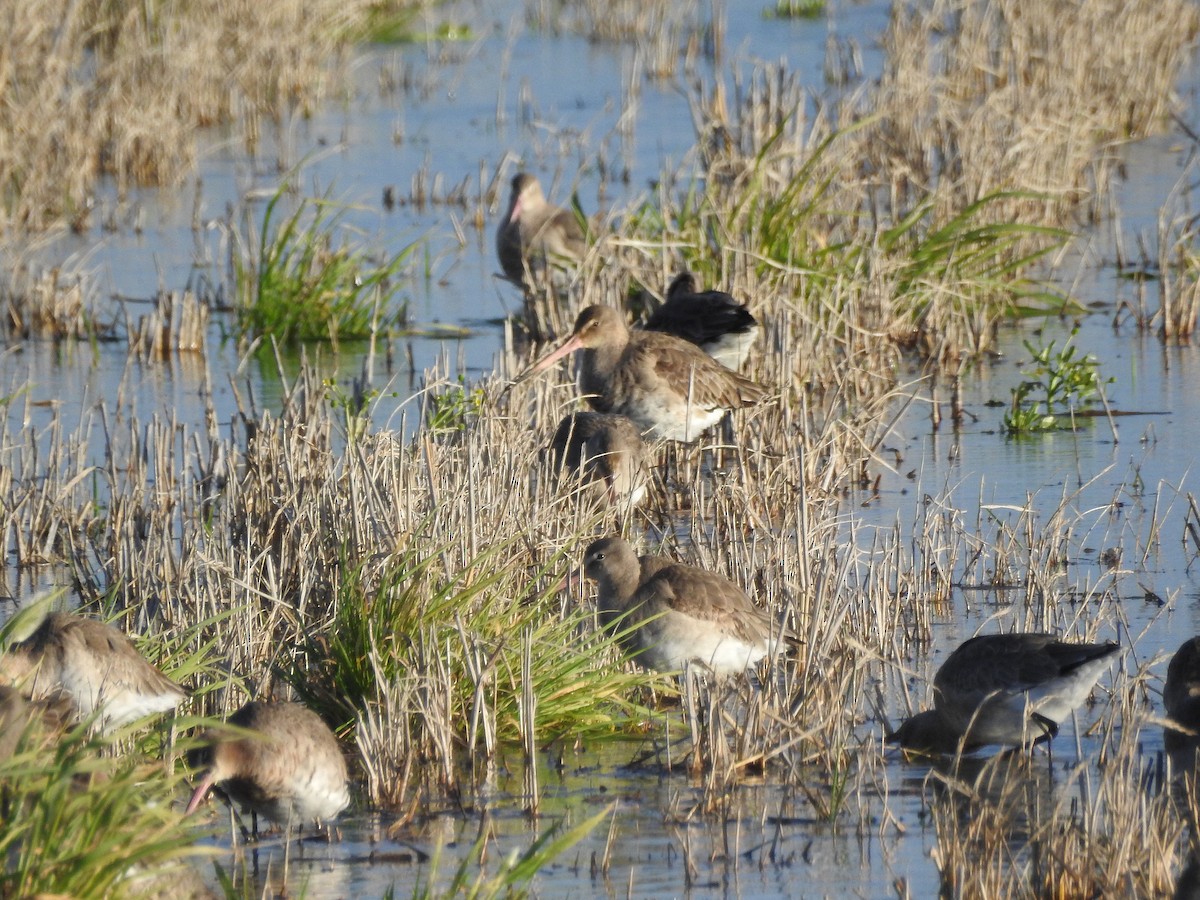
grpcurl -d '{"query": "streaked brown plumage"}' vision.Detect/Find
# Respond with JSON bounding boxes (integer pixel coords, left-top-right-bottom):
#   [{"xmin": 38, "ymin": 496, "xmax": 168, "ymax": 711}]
[
  {"xmin": 548, "ymin": 412, "xmax": 648, "ymax": 507},
  {"xmin": 0, "ymin": 612, "xmax": 185, "ymax": 733},
  {"xmin": 518, "ymin": 305, "xmax": 767, "ymax": 442},
  {"xmin": 644, "ymin": 272, "xmax": 759, "ymax": 369},
  {"xmin": 186, "ymin": 701, "xmax": 350, "ymax": 830},
  {"xmin": 496, "ymin": 173, "xmax": 586, "ymax": 285},
  {"xmin": 888, "ymin": 633, "xmax": 1119, "ymax": 755},
  {"xmin": 582, "ymin": 536, "xmax": 789, "ymax": 675}
]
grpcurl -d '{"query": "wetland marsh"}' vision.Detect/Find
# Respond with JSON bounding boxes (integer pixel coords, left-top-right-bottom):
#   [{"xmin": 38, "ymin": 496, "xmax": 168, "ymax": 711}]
[{"xmin": 5, "ymin": 0, "xmax": 1200, "ymax": 897}]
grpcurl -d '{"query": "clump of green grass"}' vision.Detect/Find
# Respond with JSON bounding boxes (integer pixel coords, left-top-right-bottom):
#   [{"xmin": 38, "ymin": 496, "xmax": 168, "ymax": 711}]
[
  {"xmin": 291, "ymin": 533, "xmax": 656, "ymax": 742},
  {"xmin": 765, "ymin": 0, "xmax": 824, "ymax": 19},
  {"xmin": 423, "ymin": 375, "xmax": 487, "ymax": 434},
  {"xmin": 0, "ymin": 723, "xmax": 212, "ymax": 897},
  {"xmin": 235, "ymin": 183, "xmax": 418, "ymax": 344},
  {"xmin": 1003, "ymin": 330, "xmax": 1112, "ymax": 435}
]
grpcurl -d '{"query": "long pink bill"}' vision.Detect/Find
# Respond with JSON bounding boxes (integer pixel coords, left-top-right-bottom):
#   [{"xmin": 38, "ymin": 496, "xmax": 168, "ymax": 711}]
[
  {"xmin": 513, "ymin": 333, "xmax": 585, "ymax": 385},
  {"xmin": 185, "ymin": 772, "xmax": 218, "ymax": 815}
]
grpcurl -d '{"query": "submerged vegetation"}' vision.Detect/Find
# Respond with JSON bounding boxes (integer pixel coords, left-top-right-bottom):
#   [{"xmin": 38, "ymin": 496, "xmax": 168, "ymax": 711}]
[{"xmin": 2, "ymin": 0, "xmax": 1200, "ymax": 895}]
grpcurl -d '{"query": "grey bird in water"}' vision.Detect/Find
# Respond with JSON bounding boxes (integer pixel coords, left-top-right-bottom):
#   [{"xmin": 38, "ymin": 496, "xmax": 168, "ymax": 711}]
[{"xmin": 888, "ymin": 632, "xmax": 1119, "ymax": 755}]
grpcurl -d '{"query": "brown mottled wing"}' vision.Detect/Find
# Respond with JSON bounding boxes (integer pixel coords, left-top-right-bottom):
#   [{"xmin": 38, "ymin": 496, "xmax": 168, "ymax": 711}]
[
  {"xmin": 61, "ymin": 615, "xmax": 185, "ymax": 700},
  {"xmin": 525, "ymin": 207, "xmax": 585, "ymax": 265},
  {"xmin": 632, "ymin": 333, "xmax": 766, "ymax": 409},
  {"xmin": 548, "ymin": 208, "xmax": 586, "ymax": 258},
  {"xmin": 636, "ymin": 563, "xmax": 774, "ymax": 643}
]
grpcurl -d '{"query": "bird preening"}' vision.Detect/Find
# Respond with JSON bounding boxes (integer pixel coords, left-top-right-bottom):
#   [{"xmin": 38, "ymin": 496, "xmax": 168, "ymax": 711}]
[{"xmin": 186, "ymin": 700, "xmax": 350, "ymax": 839}]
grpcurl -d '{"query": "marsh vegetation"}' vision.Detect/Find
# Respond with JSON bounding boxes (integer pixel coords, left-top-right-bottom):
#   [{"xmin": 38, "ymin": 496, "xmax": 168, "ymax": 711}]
[{"xmin": 3, "ymin": 0, "xmax": 1200, "ymax": 896}]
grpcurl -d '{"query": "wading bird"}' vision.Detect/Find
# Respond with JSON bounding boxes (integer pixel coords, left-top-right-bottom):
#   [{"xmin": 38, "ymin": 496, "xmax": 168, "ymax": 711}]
[
  {"xmin": 644, "ymin": 272, "xmax": 759, "ymax": 369},
  {"xmin": 888, "ymin": 633, "xmax": 1119, "ymax": 755},
  {"xmin": 581, "ymin": 536, "xmax": 790, "ymax": 675},
  {"xmin": 496, "ymin": 172, "xmax": 586, "ymax": 285},
  {"xmin": 186, "ymin": 700, "xmax": 350, "ymax": 839},
  {"xmin": 0, "ymin": 612, "xmax": 185, "ymax": 733}
]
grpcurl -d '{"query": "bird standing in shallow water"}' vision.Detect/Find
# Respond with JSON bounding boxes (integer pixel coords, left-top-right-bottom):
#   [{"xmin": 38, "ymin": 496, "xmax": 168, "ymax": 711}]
[
  {"xmin": 496, "ymin": 173, "xmax": 586, "ymax": 286},
  {"xmin": 517, "ymin": 305, "xmax": 767, "ymax": 442},
  {"xmin": 887, "ymin": 632, "xmax": 1119, "ymax": 755},
  {"xmin": 644, "ymin": 272, "xmax": 759, "ymax": 370},
  {"xmin": 0, "ymin": 612, "xmax": 185, "ymax": 733},
  {"xmin": 186, "ymin": 700, "xmax": 349, "ymax": 837},
  {"xmin": 548, "ymin": 412, "xmax": 648, "ymax": 508},
  {"xmin": 581, "ymin": 536, "xmax": 790, "ymax": 675}
]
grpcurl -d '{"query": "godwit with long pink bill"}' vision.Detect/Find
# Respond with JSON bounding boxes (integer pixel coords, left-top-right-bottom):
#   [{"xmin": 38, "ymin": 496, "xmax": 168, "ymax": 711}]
[
  {"xmin": 496, "ymin": 172, "xmax": 586, "ymax": 285},
  {"xmin": 518, "ymin": 305, "xmax": 767, "ymax": 442}
]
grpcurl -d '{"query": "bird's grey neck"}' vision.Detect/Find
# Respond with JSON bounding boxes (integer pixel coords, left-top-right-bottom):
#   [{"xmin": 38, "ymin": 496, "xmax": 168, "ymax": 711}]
[
  {"xmin": 580, "ymin": 345, "xmax": 623, "ymax": 393},
  {"xmin": 596, "ymin": 569, "xmax": 641, "ymax": 632}
]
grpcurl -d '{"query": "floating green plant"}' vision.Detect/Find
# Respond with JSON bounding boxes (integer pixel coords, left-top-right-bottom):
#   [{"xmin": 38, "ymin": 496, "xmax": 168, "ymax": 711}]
[{"xmin": 1003, "ymin": 330, "xmax": 1112, "ymax": 435}]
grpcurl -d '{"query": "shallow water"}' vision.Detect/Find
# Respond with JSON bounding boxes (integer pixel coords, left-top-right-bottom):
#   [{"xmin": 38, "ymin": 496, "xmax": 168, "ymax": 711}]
[{"xmin": 5, "ymin": 0, "xmax": 1200, "ymax": 896}]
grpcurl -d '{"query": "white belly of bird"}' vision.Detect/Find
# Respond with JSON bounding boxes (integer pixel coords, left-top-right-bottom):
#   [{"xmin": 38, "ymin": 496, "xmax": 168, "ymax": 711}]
[
  {"xmin": 628, "ymin": 401, "xmax": 726, "ymax": 443},
  {"xmin": 637, "ymin": 621, "xmax": 769, "ymax": 675}
]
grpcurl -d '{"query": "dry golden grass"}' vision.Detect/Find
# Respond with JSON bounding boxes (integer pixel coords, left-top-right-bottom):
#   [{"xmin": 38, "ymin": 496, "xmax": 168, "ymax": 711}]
[{"xmin": 0, "ymin": 0, "xmax": 426, "ymax": 233}]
